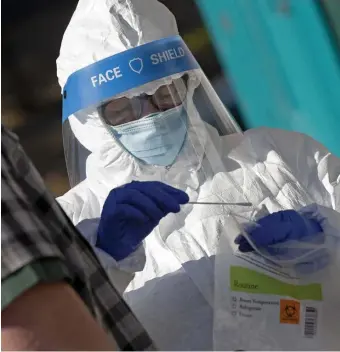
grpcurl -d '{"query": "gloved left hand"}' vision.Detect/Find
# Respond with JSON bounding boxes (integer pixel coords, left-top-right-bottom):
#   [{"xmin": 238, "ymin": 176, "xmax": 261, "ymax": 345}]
[
  {"xmin": 97, "ymin": 181, "xmax": 189, "ymax": 261},
  {"xmin": 235, "ymin": 209, "xmax": 323, "ymax": 253},
  {"xmin": 234, "ymin": 208, "xmax": 329, "ymax": 274}
]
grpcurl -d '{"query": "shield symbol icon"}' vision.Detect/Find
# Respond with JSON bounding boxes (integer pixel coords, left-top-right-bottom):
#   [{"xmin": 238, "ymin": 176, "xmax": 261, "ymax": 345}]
[{"xmin": 129, "ymin": 58, "xmax": 144, "ymax": 74}]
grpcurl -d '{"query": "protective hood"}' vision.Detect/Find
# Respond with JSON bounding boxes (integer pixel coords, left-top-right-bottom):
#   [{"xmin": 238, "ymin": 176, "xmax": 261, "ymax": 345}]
[
  {"xmin": 57, "ymin": 0, "xmax": 241, "ymax": 190},
  {"xmin": 57, "ymin": 0, "xmax": 179, "ymax": 153}
]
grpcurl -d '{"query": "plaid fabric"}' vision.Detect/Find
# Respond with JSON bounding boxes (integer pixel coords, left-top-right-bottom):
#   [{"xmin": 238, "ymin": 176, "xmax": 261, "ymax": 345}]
[{"xmin": 1, "ymin": 125, "xmax": 156, "ymax": 351}]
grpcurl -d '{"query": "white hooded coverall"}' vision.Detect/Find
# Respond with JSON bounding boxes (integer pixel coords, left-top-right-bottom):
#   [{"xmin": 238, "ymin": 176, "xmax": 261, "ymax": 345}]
[{"xmin": 57, "ymin": 0, "xmax": 340, "ymax": 350}]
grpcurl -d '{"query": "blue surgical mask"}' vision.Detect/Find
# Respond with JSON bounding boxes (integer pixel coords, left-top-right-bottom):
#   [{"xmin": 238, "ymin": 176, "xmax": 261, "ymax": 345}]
[{"xmin": 111, "ymin": 106, "xmax": 188, "ymax": 166}]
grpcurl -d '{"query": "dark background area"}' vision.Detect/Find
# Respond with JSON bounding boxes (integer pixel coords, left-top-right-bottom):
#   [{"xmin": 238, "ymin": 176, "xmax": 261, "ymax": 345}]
[{"xmin": 2, "ymin": 0, "xmax": 241, "ymax": 196}]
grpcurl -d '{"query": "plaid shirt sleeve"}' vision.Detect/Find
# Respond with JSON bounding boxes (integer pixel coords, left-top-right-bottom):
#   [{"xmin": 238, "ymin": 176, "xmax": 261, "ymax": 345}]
[{"xmin": 1, "ymin": 125, "xmax": 156, "ymax": 351}]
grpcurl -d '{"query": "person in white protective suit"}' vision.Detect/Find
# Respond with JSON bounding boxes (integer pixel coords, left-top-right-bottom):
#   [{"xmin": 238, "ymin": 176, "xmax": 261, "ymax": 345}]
[{"xmin": 57, "ymin": 0, "xmax": 340, "ymax": 350}]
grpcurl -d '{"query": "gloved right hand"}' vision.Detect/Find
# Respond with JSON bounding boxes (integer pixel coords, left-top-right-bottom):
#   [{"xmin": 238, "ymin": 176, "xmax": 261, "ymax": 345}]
[{"xmin": 97, "ymin": 181, "xmax": 189, "ymax": 261}]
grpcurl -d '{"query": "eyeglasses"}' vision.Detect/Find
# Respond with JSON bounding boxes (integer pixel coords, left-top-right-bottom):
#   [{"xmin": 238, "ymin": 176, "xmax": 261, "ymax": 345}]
[{"xmin": 99, "ymin": 77, "xmax": 188, "ymax": 126}]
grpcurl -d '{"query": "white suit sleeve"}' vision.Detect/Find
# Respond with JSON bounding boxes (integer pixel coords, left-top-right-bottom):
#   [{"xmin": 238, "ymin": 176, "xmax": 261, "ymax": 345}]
[
  {"xmin": 255, "ymin": 128, "xmax": 340, "ymax": 211},
  {"xmin": 56, "ymin": 188, "xmax": 146, "ymax": 293}
]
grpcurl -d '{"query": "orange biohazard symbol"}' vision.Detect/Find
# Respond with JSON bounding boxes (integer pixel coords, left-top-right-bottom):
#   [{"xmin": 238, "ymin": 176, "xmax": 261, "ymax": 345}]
[{"xmin": 280, "ymin": 299, "xmax": 300, "ymax": 324}]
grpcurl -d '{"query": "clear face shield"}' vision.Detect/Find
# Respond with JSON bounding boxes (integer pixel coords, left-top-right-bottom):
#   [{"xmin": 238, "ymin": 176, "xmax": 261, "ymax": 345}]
[{"xmin": 62, "ymin": 35, "xmax": 242, "ymax": 188}]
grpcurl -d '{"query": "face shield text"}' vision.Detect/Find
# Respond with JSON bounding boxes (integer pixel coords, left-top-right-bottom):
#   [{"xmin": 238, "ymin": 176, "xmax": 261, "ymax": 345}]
[
  {"xmin": 91, "ymin": 66, "xmax": 123, "ymax": 88},
  {"xmin": 151, "ymin": 47, "xmax": 185, "ymax": 65}
]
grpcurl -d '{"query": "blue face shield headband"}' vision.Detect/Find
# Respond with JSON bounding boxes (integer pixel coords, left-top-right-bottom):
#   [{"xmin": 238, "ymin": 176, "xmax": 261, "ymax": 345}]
[{"xmin": 62, "ymin": 36, "xmax": 199, "ymax": 123}]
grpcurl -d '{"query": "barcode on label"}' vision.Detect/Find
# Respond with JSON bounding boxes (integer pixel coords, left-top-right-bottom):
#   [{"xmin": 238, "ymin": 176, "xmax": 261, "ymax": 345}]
[{"xmin": 304, "ymin": 306, "xmax": 317, "ymax": 338}]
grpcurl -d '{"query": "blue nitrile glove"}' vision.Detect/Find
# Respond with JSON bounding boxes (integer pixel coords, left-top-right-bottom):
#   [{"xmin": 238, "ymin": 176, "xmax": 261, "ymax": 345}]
[
  {"xmin": 97, "ymin": 181, "xmax": 189, "ymax": 261},
  {"xmin": 234, "ymin": 208, "xmax": 330, "ymax": 274},
  {"xmin": 234, "ymin": 209, "xmax": 323, "ymax": 253}
]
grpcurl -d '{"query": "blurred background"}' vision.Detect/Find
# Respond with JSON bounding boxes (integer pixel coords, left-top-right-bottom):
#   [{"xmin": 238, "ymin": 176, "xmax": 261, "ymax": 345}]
[{"xmin": 2, "ymin": 0, "xmax": 340, "ymax": 196}]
